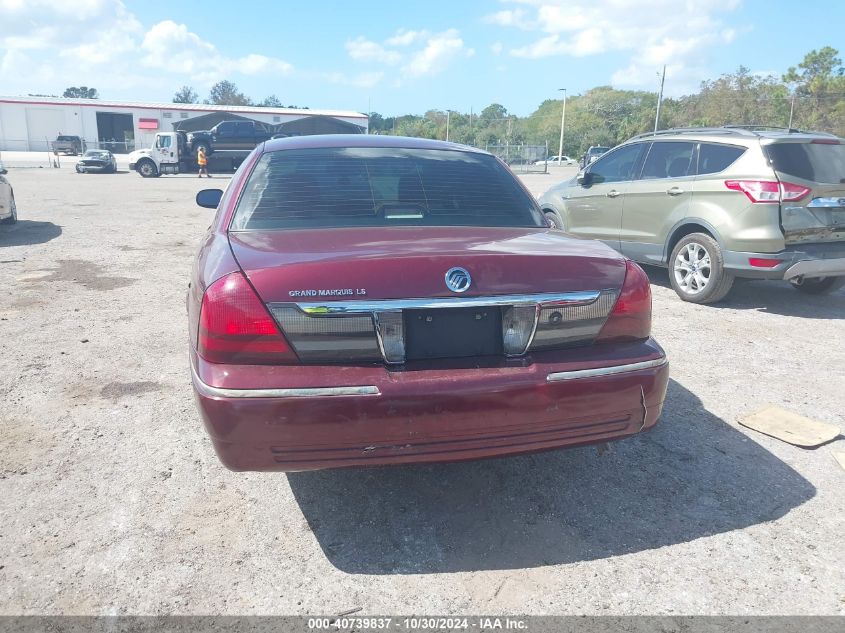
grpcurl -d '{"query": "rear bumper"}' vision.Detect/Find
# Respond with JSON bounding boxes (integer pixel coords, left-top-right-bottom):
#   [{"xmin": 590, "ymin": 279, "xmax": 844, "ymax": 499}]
[
  {"xmin": 723, "ymin": 242, "xmax": 845, "ymax": 280},
  {"xmin": 190, "ymin": 339, "xmax": 669, "ymax": 472}
]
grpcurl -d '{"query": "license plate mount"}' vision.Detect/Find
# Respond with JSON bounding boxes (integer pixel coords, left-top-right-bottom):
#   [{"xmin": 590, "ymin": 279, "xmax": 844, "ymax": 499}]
[{"xmin": 404, "ymin": 307, "xmax": 503, "ymax": 360}]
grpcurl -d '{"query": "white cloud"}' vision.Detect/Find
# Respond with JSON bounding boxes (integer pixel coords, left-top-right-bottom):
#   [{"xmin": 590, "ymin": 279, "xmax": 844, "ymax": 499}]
[
  {"xmin": 0, "ymin": 0, "xmax": 292, "ymax": 94},
  {"xmin": 345, "ymin": 37, "xmax": 403, "ymax": 65},
  {"xmin": 140, "ymin": 20, "xmax": 292, "ymax": 81},
  {"xmin": 488, "ymin": 0, "xmax": 742, "ymax": 92},
  {"xmin": 491, "ymin": 41, "xmax": 504, "ymax": 55},
  {"xmin": 345, "ymin": 28, "xmax": 472, "ymax": 81},
  {"xmin": 403, "ymin": 29, "xmax": 466, "ymax": 77}
]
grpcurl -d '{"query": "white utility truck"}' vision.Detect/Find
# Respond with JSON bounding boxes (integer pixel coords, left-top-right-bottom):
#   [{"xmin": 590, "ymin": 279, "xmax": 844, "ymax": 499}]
[{"xmin": 127, "ymin": 131, "xmax": 252, "ymax": 177}]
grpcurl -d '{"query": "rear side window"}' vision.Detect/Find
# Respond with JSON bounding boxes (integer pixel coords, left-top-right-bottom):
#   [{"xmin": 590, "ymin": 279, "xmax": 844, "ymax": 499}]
[
  {"xmin": 640, "ymin": 141, "xmax": 695, "ymax": 179},
  {"xmin": 765, "ymin": 142, "xmax": 845, "ymax": 184},
  {"xmin": 697, "ymin": 143, "xmax": 745, "ymax": 175},
  {"xmin": 231, "ymin": 147, "xmax": 544, "ymax": 230}
]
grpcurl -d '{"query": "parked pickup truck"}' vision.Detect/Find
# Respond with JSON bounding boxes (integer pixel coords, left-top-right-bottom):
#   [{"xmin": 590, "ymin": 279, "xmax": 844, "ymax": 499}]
[
  {"xmin": 187, "ymin": 120, "xmax": 277, "ymax": 156},
  {"xmin": 53, "ymin": 135, "xmax": 85, "ymax": 155}
]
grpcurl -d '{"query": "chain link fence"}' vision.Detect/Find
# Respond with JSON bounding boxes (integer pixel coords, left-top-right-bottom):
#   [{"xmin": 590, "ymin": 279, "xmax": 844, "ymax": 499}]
[{"xmin": 482, "ymin": 143, "xmax": 550, "ymax": 173}]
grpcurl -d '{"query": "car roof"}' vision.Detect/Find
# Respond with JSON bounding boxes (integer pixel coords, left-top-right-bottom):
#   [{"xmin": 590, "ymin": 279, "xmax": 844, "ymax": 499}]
[
  {"xmin": 261, "ymin": 134, "xmax": 487, "ymax": 154},
  {"xmin": 624, "ymin": 126, "xmax": 841, "ymax": 146}
]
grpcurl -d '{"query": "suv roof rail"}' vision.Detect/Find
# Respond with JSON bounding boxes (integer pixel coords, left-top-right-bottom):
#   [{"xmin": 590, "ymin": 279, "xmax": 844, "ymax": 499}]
[{"xmin": 628, "ymin": 125, "xmax": 840, "ymax": 142}]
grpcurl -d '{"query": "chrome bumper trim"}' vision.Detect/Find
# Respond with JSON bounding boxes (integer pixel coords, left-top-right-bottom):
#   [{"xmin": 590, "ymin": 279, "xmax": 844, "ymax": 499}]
[
  {"xmin": 783, "ymin": 257, "xmax": 845, "ymax": 280},
  {"xmin": 190, "ymin": 364, "xmax": 380, "ymax": 399},
  {"xmin": 546, "ymin": 357, "xmax": 668, "ymax": 382},
  {"xmin": 288, "ymin": 291, "xmax": 605, "ymax": 315}
]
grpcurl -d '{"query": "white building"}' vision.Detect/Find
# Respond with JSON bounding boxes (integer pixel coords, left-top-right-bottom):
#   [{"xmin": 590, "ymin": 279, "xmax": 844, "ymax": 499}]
[{"xmin": 0, "ymin": 96, "xmax": 368, "ymax": 153}]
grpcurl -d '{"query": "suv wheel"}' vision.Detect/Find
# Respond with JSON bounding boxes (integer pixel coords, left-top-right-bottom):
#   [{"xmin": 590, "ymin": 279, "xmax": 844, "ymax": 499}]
[
  {"xmin": 789, "ymin": 276, "xmax": 845, "ymax": 295},
  {"xmin": 669, "ymin": 233, "xmax": 734, "ymax": 304},
  {"xmin": 2, "ymin": 195, "xmax": 17, "ymax": 225},
  {"xmin": 544, "ymin": 211, "xmax": 563, "ymax": 230}
]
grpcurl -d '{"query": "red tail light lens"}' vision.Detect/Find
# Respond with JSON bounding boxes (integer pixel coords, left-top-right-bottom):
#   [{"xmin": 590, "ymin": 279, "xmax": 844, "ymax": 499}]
[
  {"xmin": 596, "ymin": 260, "xmax": 652, "ymax": 343},
  {"xmin": 748, "ymin": 257, "xmax": 782, "ymax": 268},
  {"xmin": 197, "ymin": 272, "xmax": 298, "ymax": 364},
  {"xmin": 724, "ymin": 180, "xmax": 810, "ymax": 203}
]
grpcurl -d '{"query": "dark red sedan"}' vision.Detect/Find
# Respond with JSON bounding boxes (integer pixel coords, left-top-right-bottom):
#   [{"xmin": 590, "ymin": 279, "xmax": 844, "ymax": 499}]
[{"xmin": 188, "ymin": 135, "xmax": 669, "ymax": 471}]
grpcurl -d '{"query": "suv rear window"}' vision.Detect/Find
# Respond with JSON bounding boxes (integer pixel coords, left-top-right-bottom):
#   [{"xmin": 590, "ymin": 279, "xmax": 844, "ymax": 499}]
[
  {"xmin": 56, "ymin": 136, "xmax": 77, "ymax": 141},
  {"xmin": 697, "ymin": 143, "xmax": 745, "ymax": 175},
  {"xmin": 231, "ymin": 147, "xmax": 544, "ymax": 230},
  {"xmin": 765, "ymin": 141, "xmax": 845, "ymax": 184}
]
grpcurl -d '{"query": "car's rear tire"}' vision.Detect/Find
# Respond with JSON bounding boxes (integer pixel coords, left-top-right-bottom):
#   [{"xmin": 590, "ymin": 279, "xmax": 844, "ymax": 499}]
[
  {"xmin": 789, "ymin": 276, "xmax": 845, "ymax": 294},
  {"xmin": 2, "ymin": 195, "xmax": 17, "ymax": 225},
  {"xmin": 668, "ymin": 233, "xmax": 734, "ymax": 304},
  {"xmin": 137, "ymin": 159, "xmax": 158, "ymax": 178}
]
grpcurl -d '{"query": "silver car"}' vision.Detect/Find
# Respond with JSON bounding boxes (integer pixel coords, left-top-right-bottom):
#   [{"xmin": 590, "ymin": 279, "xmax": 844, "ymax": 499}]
[{"xmin": 0, "ymin": 163, "xmax": 17, "ymax": 225}]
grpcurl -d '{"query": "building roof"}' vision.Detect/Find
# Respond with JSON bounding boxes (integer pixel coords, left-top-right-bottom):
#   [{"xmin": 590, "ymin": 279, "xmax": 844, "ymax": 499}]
[{"xmin": 0, "ymin": 95, "xmax": 367, "ymax": 120}]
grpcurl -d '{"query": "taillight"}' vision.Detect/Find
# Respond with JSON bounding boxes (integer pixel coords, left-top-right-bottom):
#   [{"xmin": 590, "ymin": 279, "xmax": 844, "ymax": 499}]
[
  {"xmin": 724, "ymin": 180, "xmax": 810, "ymax": 203},
  {"xmin": 596, "ymin": 260, "xmax": 652, "ymax": 342},
  {"xmin": 197, "ymin": 272, "xmax": 298, "ymax": 364}
]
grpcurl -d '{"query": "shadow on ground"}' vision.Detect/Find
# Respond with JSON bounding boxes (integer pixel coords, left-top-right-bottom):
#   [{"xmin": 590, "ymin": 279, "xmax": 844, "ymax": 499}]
[
  {"xmin": 289, "ymin": 379, "xmax": 814, "ymax": 574},
  {"xmin": 0, "ymin": 220, "xmax": 62, "ymax": 247},
  {"xmin": 641, "ymin": 264, "xmax": 845, "ymax": 320}
]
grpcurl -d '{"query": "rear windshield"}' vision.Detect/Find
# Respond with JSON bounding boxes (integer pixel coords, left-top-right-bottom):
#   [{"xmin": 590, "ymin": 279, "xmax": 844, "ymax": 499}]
[
  {"xmin": 56, "ymin": 136, "xmax": 77, "ymax": 141},
  {"xmin": 230, "ymin": 147, "xmax": 544, "ymax": 230},
  {"xmin": 765, "ymin": 141, "xmax": 845, "ymax": 184}
]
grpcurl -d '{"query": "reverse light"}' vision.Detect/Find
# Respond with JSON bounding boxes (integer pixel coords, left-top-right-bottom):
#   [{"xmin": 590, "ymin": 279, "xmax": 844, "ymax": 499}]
[
  {"xmin": 197, "ymin": 272, "xmax": 298, "ymax": 364},
  {"xmin": 724, "ymin": 180, "xmax": 810, "ymax": 203},
  {"xmin": 595, "ymin": 260, "xmax": 652, "ymax": 343}
]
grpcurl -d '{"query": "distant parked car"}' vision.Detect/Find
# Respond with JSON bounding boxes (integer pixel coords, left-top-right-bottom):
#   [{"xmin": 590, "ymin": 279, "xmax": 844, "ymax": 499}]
[
  {"xmin": 0, "ymin": 163, "xmax": 17, "ymax": 225},
  {"xmin": 76, "ymin": 150, "xmax": 117, "ymax": 174},
  {"xmin": 538, "ymin": 126, "xmax": 845, "ymax": 303},
  {"xmin": 53, "ymin": 135, "xmax": 85, "ymax": 156},
  {"xmin": 580, "ymin": 146, "xmax": 610, "ymax": 169},
  {"xmin": 535, "ymin": 155, "xmax": 576, "ymax": 166}
]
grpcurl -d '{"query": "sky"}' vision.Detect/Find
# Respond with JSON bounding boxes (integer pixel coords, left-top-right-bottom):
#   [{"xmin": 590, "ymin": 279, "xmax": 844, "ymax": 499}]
[{"xmin": 0, "ymin": 0, "xmax": 841, "ymax": 116}]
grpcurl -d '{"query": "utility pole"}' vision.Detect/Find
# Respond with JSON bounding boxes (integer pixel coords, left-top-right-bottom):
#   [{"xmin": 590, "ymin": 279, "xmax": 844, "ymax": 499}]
[
  {"xmin": 366, "ymin": 96, "xmax": 371, "ymax": 135},
  {"xmin": 654, "ymin": 65, "xmax": 666, "ymax": 133},
  {"xmin": 788, "ymin": 94, "xmax": 796, "ymax": 129},
  {"xmin": 557, "ymin": 88, "xmax": 567, "ymax": 164},
  {"xmin": 446, "ymin": 110, "xmax": 450, "ymax": 142}
]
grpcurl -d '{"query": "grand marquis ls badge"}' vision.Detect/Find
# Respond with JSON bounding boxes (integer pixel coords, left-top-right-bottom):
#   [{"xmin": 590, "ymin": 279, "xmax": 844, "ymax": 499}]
[{"xmin": 445, "ymin": 267, "xmax": 472, "ymax": 293}]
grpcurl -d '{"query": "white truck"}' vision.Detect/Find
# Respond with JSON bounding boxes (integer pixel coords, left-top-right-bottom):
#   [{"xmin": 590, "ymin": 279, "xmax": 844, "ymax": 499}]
[{"xmin": 127, "ymin": 131, "xmax": 252, "ymax": 177}]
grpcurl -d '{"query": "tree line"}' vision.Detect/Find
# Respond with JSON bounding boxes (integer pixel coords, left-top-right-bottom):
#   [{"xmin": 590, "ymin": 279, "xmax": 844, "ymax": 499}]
[{"xmin": 367, "ymin": 47, "xmax": 845, "ymax": 157}]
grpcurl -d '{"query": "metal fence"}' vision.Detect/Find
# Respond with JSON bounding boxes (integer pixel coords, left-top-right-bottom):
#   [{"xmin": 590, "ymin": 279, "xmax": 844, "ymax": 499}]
[
  {"xmin": 482, "ymin": 143, "xmax": 549, "ymax": 173},
  {"xmin": 0, "ymin": 137, "xmax": 136, "ymax": 155}
]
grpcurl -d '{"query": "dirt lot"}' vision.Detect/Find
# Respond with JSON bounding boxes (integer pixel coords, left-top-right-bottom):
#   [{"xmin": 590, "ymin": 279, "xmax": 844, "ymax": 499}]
[{"xmin": 1, "ymin": 164, "xmax": 843, "ymax": 615}]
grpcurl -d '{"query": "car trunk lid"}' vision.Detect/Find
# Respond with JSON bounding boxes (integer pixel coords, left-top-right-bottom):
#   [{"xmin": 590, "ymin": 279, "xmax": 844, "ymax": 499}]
[{"xmin": 228, "ymin": 227, "xmax": 629, "ymax": 364}]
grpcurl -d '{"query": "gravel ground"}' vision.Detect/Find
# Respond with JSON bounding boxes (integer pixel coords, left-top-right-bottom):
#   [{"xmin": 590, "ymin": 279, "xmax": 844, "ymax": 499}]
[{"xmin": 0, "ymin": 164, "xmax": 843, "ymax": 616}]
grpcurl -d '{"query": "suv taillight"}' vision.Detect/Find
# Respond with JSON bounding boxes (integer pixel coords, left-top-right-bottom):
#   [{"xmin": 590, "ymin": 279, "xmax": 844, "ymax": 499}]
[
  {"xmin": 595, "ymin": 260, "xmax": 652, "ymax": 342},
  {"xmin": 197, "ymin": 272, "xmax": 298, "ymax": 364},
  {"xmin": 724, "ymin": 180, "xmax": 810, "ymax": 203}
]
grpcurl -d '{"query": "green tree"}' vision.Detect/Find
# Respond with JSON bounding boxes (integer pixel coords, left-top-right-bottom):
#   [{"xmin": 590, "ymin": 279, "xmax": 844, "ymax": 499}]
[
  {"xmin": 172, "ymin": 85, "xmax": 198, "ymax": 104},
  {"xmin": 260, "ymin": 95, "xmax": 283, "ymax": 107},
  {"xmin": 63, "ymin": 86, "xmax": 98, "ymax": 99},
  {"xmin": 783, "ymin": 47, "xmax": 845, "ymax": 134},
  {"xmin": 206, "ymin": 80, "xmax": 252, "ymax": 106}
]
